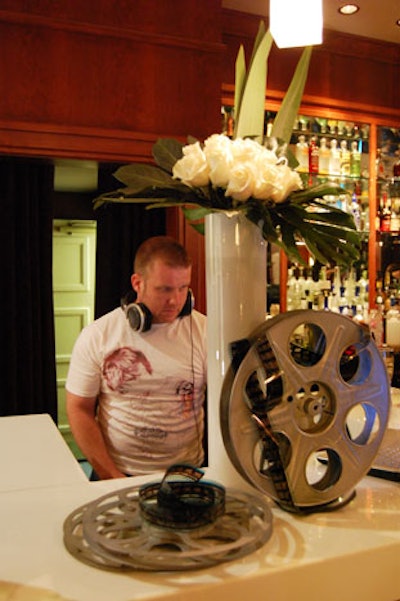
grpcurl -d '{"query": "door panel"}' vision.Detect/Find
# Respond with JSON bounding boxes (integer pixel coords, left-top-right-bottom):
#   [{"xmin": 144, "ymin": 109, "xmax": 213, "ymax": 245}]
[{"xmin": 53, "ymin": 220, "xmax": 96, "ymax": 456}]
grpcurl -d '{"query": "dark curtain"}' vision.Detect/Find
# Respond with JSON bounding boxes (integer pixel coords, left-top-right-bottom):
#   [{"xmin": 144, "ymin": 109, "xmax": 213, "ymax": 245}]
[
  {"xmin": 0, "ymin": 157, "xmax": 57, "ymax": 420},
  {"xmin": 94, "ymin": 165, "xmax": 166, "ymax": 318}
]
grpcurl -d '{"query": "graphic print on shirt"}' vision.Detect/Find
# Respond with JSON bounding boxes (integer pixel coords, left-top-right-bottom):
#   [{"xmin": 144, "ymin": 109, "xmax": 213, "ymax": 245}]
[
  {"xmin": 176, "ymin": 380, "xmax": 194, "ymax": 418},
  {"xmin": 102, "ymin": 346, "xmax": 153, "ymax": 393}
]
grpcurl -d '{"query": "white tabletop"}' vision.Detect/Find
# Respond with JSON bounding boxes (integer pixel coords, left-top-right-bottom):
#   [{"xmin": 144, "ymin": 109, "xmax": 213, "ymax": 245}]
[
  {"xmin": 0, "ymin": 473, "xmax": 399, "ymax": 601},
  {"xmin": 0, "ymin": 413, "xmax": 87, "ymax": 491}
]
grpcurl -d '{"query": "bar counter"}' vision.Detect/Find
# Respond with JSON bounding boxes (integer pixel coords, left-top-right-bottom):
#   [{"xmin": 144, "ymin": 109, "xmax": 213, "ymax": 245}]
[{"xmin": 0, "ymin": 415, "xmax": 399, "ymax": 601}]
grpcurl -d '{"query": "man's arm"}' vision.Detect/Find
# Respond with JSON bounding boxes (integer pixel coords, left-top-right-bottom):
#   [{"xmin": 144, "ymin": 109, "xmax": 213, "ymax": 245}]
[{"xmin": 66, "ymin": 391, "xmax": 126, "ymax": 480}]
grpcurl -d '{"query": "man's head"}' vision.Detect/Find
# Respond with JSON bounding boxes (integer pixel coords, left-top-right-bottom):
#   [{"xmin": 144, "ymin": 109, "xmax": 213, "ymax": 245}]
[{"xmin": 131, "ymin": 236, "xmax": 192, "ymax": 324}]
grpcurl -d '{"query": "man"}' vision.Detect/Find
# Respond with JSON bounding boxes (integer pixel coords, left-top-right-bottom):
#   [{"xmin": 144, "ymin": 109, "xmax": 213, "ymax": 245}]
[{"xmin": 66, "ymin": 236, "xmax": 207, "ymax": 479}]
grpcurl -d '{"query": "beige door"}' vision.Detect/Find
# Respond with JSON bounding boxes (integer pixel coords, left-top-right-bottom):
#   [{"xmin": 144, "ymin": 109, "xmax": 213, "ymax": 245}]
[{"xmin": 52, "ymin": 220, "xmax": 96, "ymax": 456}]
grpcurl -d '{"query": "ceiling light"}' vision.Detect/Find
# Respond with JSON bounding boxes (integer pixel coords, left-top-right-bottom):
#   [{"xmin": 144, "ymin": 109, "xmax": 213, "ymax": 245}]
[
  {"xmin": 270, "ymin": 0, "xmax": 323, "ymax": 48},
  {"xmin": 338, "ymin": 4, "xmax": 360, "ymax": 16}
]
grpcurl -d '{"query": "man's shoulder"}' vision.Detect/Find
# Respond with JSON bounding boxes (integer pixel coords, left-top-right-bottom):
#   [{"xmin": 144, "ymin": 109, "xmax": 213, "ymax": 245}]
[
  {"xmin": 81, "ymin": 307, "xmax": 126, "ymax": 337},
  {"xmin": 191, "ymin": 309, "xmax": 206, "ymax": 322}
]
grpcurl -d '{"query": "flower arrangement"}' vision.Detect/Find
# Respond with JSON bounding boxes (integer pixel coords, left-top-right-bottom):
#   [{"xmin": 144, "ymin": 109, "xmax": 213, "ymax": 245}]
[
  {"xmin": 94, "ymin": 23, "xmax": 361, "ymax": 267},
  {"xmin": 173, "ymin": 134, "xmax": 302, "ymax": 204}
]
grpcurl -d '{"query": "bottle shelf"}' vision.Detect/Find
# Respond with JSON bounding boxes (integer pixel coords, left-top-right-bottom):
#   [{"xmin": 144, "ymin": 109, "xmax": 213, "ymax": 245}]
[{"xmin": 296, "ymin": 172, "xmax": 369, "ymax": 184}]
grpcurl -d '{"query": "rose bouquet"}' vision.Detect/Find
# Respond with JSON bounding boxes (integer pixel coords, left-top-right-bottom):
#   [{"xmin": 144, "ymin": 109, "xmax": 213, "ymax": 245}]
[{"xmin": 94, "ymin": 23, "xmax": 361, "ymax": 267}]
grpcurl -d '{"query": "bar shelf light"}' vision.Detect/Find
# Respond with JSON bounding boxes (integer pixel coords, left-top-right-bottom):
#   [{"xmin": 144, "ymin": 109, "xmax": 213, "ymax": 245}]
[{"xmin": 270, "ymin": 0, "xmax": 323, "ymax": 48}]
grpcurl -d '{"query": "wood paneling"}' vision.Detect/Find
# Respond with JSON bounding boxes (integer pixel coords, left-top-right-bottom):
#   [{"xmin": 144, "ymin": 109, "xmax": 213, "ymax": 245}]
[{"xmin": 0, "ymin": 0, "xmax": 224, "ymax": 160}]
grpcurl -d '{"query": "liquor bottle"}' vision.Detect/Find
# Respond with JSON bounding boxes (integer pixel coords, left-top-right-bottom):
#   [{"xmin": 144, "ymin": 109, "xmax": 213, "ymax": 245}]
[
  {"xmin": 394, "ymin": 146, "xmax": 400, "ymax": 180},
  {"xmin": 350, "ymin": 192, "xmax": 361, "ymax": 230},
  {"xmin": 380, "ymin": 189, "xmax": 391, "ymax": 232},
  {"xmin": 308, "ymin": 136, "xmax": 319, "ymax": 174},
  {"xmin": 357, "ymin": 269, "xmax": 369, "ymax": 309},
  {"xmin": 350, "ymin": 140, "xmax": 361, "ymax": 178},
  {"xmin": 329, "ymin": 139, "xmax": 341, "ymax": 176},
  {"xmin": 332, "ymin": 265, "xmax": 342, "ymax": 297},
  {"xmin": 391, "ymin": 207, "xmax": 400, "ymax": 233},
  {"xmin": 376, "ymin": 148, "xmax": 386, "ymax": 181},
  {"xmin": 318, "ymin": 137, "xmax": 330, "ymax": 175},
  {"xmin": 385, "ymin": 302, "xmax": 400, "ymax": 348},
  {"xmin": 295, "ymin": 135, "xmax": 309, "ymax": 172},
  {"xmin": 340, "ymin": 140, "xmax": 351, "ymax": 176},
  {"xmin": 225, "ymin": 107, "xmax": 234, "ymax": 138},
  {"xmin": 368, "ymin": 301, "xmax": 384, "ymax": 347}
]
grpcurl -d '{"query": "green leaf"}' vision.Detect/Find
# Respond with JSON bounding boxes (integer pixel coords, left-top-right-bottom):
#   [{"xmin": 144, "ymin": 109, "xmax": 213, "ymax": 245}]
[
  {"xmin": 234, "ymin": 27, "xmax": 273, "ymax": 142},
  {"xmin": 181, "ymin": 206, "xmax": 209, "ymax": 236},
  {"xmin": 271, "ymin": 46, "xmax": 312, "ymax": 145},
  {"xmin": 274, "ymin": 221, "xmax": 305, "ymax": 264},
  {"xmin": 181, "ymin": 206, "xmax": 211, "ymax": 221},
  {"xmin": 291, "ymin": 182, "xmax": 344, "ymax": 204},
  {"xmin": 235, "ymin": 21, "xmax": 266, "ymax": 120},
  {"xmin": 113, "ymin": 164, "xmax": 176, "ymax": 191},
  {"xmin": 152, "ymin": 138, "xmax": 185, "ymax": 172},
  {"xmin": 234, "ymin": 44, "xmax": 246, "ymax": 124},
  {"xmin": 188, "ymin": 221, "xmax": 205, "ymax": 235}
]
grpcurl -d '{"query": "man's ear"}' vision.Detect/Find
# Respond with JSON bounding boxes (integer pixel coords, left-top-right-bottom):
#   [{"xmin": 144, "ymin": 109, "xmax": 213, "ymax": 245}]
[{"xmin": 131, "ymin": 273, "xmax": 142, "ymax": 294}]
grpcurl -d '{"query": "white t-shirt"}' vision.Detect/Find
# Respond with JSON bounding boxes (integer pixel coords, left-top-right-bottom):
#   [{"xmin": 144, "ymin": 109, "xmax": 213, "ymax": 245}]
[{"xmin": 66, "ymin": 307, "xmax": 207, "ymax": 475}]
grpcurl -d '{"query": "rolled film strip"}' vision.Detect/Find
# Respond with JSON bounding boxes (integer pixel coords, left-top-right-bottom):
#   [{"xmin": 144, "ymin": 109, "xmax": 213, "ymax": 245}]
[
  {"xmin": 63, "ymin": 484, "xmax": 273, "ymax": 571},
  {"xmin": 221, "ymin": 309, "xmax": 391, "ymax": 512}
]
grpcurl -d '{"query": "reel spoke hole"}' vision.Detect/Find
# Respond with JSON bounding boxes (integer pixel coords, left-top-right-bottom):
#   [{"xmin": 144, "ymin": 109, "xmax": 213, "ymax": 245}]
[
  {"xmin": 290, "ymin": 322, "xmax": 326, "ymax": 367},
  {"xmin": 305, "ymin": 448, "xmax": 342, "ymax": 491},
  {"xmin": 339, "ymin": 345, "xmax": 372, "ymax": 384},
  {"xmin": 345, "ymin": 403, "xmax": 380, "ymax": 445}
]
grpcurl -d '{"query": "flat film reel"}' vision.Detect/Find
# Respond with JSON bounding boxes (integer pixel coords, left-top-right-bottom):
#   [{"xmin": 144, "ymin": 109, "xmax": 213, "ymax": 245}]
[
  {"xmin": 221, "ymin": 310, "xmax": 390, "ymax": 511},
  {"xmin": 63, "ymin": 485, "xmax": 273, "ymax": 571}
]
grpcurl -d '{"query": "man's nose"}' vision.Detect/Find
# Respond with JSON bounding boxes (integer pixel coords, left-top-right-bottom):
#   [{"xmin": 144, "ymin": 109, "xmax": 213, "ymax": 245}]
[{"xmin": 167, "ymin": 290, "xmax": 180, "ymax": 305}]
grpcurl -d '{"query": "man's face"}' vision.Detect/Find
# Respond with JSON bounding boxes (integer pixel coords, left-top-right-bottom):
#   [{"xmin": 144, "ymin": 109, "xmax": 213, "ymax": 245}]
[{"xmin": 131, "ymin": 258, "xmax": 192, "ymax": 324}]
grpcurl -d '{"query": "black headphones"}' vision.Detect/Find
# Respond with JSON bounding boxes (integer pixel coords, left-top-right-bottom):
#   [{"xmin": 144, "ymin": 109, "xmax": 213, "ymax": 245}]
[{"xmin": 121, "ymin": 289, "xmax": 194, "ymax": 332}]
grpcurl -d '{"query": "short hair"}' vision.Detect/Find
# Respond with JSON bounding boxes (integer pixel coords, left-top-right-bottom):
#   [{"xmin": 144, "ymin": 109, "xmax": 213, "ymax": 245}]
[{"xmin": 134, "ymin": 236, "xmax": 192, "ymax": 275}]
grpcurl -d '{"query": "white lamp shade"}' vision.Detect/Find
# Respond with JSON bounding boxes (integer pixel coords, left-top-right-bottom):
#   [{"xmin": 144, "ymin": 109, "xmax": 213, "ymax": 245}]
[{"xmin": 270, "ymin": 0, "xmax": 323, "ymax": 48}]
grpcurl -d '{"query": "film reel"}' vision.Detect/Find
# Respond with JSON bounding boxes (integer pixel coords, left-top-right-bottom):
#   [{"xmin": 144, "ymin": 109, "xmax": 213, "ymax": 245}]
[
  {"xmin": 221, "ymin": 310, "xmax": 391, "ymax": 511},
  {"xmin": 63, "ymin": 485, "xmax": 273, "ymax": 571}
]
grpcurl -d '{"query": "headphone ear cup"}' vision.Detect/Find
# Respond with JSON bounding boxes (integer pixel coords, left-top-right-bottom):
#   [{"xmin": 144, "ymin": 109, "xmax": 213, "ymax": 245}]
[
  {"xmin": 125, "ymin": 303, "xmax": 153, "ymax": 332},
  {"xmin": 179, "ymin": 289, "xmax": 194, "ymax": 317}
]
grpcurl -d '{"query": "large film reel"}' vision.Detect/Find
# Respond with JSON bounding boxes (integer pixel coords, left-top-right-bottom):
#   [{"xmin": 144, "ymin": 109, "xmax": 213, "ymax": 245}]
[{"xmin": 221, "ymin": 310, "xmax": 390, "ymax": 512}]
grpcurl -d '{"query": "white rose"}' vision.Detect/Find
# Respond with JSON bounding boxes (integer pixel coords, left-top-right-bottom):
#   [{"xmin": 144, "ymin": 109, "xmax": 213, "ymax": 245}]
[
  {"xmin": 172, "ymin": 141, "xmax": 210, "ymax": 187},
  {"xmin": 252, "ymin": 148, "xmax": 281, "ymax": 200},
  {"xmin": 270, "ymin": 164, "xmax": 303, "ymax": 203},
  {"xmin": 203, "ymin": 134, "xmax": 233, "ymax": 187},
  {"xmin": 231, "ymin": 138, "xmax": 263, "ymax": 164},
  {"xmin": 225, "ymin": 161, "xmax": 257, "ymax": 202}
]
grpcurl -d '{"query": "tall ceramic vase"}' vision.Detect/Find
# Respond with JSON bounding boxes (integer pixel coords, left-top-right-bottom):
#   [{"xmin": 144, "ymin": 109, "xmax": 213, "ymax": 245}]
[{"xmin": 205, "ymin": 211, "xmax": 267, "ymax": 489}]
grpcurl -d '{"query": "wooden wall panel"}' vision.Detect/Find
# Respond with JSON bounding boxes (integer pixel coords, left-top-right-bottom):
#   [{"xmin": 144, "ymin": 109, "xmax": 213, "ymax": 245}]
[{"xmin": 0, "ymin": 0, "xmax": 224, "ymax": 160}]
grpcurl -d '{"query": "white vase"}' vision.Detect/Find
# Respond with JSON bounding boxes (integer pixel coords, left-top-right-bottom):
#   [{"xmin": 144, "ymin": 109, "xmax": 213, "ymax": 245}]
[{"xmin": 205, "ymin": 211, "xmax": 267, "ymax": 489}]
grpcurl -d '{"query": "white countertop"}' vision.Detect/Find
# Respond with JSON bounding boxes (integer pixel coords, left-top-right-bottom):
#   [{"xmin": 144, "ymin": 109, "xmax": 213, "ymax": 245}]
[
  {"xmin": 0, "ymin": 413, "xmax": 87, "ymax": 492},
  {"xmin": 0, "ymin": 414, "xmax": 399, "ymax": 601},
  {"xmin": 0, "ymin": 473, "xmax": 399, "ymax": 601}
]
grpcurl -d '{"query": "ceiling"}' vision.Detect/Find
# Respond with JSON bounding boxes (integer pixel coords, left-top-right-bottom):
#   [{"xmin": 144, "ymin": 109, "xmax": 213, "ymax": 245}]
[{"xmin": 222, "ymin": 0, "xmax": 400, "ymax": 45}]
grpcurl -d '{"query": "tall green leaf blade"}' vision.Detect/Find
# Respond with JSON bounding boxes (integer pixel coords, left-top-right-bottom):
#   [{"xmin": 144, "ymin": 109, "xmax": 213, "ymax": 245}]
[
  {"xmin": 249, "ymin": 20, "xmax": 267, "ymax": 68},
  {"xmin": 234, "ymin": 44, "xmax": 246, "ymax": 124},
  {"xmin": 236, "ymin": 20, "xmax": 267, "ymax": 121},
  {"xmin": 234, "ymin": 29, "xmax": 273, "ymax": 142},
  {"xmin": 271, "ymin": 46, "xmax": 312, "ymax": 145}
]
